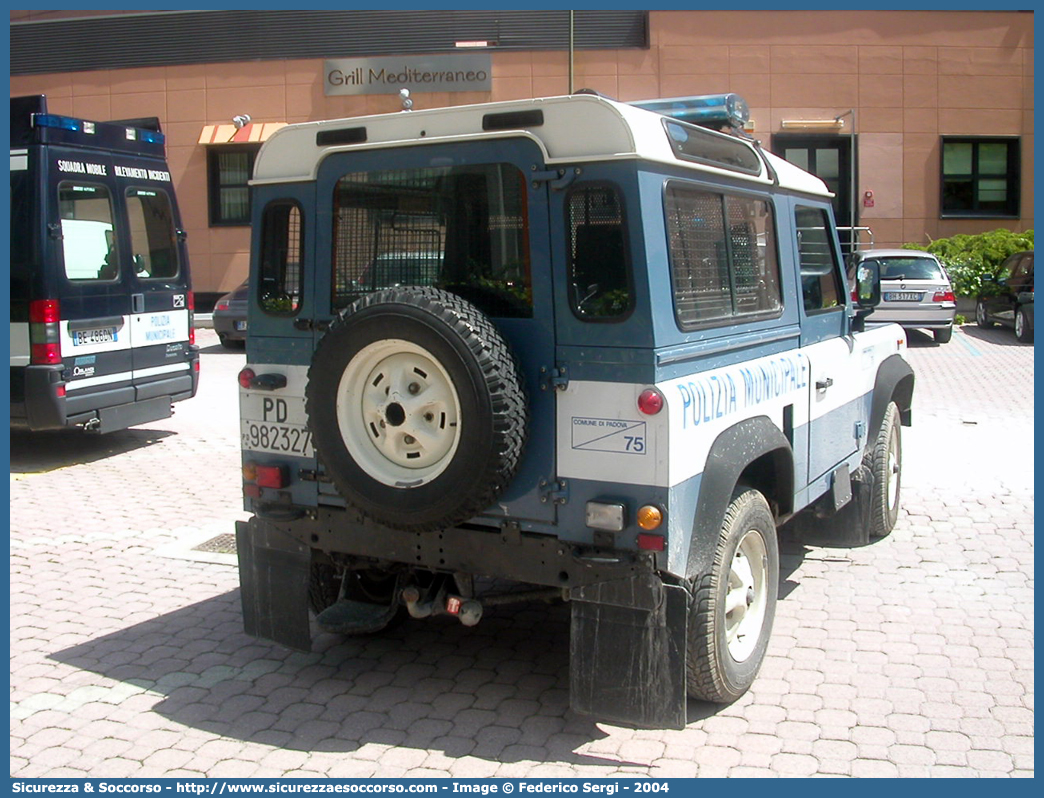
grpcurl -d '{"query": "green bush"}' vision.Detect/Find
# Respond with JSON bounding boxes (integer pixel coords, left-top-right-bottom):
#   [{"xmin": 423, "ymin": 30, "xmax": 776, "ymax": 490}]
[{"xmin": 901, "ymin": 228, "xmax": 1033, "ymax": 298}]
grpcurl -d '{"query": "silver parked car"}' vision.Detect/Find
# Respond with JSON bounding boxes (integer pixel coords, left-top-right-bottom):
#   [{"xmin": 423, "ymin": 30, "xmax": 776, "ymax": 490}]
[{"xmin": 847, "ymin": 249, "xmax": 956, "ymax": 343}]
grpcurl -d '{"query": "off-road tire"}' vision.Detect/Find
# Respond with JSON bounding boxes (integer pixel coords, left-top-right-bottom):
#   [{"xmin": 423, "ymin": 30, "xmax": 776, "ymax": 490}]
[
  {"xmin": 867, "ymin": 401, "xmax": 902, "ymax": 538},
  {"xmin": 687, "ymin": 487, "xmax": 779, "ymax": 704},
  {"xmin": 306, "ymin": 287, "xmax": 527, "ymax": 532}
]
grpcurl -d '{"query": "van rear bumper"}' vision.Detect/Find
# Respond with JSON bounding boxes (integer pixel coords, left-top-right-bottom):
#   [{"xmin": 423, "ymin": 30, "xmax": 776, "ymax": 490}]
[{"xmin": 11, "ymin": 348, "xmax": 199, "ymax": 432}]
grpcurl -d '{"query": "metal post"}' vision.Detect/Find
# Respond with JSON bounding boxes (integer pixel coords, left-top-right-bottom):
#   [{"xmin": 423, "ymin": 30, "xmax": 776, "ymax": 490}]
[{"xmin": 835, "ymin": 108, "xmax": 857, "ymax": 251}]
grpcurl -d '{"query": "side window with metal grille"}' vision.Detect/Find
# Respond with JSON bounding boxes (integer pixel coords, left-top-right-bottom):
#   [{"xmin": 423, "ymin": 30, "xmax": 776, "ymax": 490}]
[
  {"xmin": 794, "ymin": 205, "xmax": 843, "ymax": 313},
  {"xmin": 665, "ymin": 183, "xmax": 781, "ymax": 330},
  {"xmin": 258, "ymin": 200, "xmax": 303, "ymax": 315},
  {"xmin": 330, "ymin": 163, "xmax": 532, "ymax": 318},
  {"xmin": 566, "ymin": 184, "xmax": 632, "ymax": 320}
]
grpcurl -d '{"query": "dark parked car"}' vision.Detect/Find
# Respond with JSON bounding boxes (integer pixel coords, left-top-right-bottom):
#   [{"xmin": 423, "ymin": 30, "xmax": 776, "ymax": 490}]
[
  {"xmin": 212, "ymin": 281, "xmax": 248, "ymax": 348},
  {"xmin": 976, "ymin": 250, "xmax": 1034, "ymax": 343}
]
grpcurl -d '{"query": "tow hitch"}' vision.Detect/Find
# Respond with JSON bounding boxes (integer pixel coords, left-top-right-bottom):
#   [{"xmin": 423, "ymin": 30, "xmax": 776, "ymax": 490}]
[{"xmin": 402, "ymin": 576, "xmax": 563, "ymax": 627}]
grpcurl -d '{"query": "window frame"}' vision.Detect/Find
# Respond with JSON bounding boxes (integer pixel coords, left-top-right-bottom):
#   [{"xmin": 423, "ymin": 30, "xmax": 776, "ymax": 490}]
[
  {"xmin": 940, "ymin": 136, "xmax": 1020, "ymax": 219},
  {"xmin": 257, "ymin": 198, "xmax": 305, "ymax": 317},
  {"xmin": 564, "ymin": 181, "xmax": 635, "ymax": 323},
  {"xmin": 663, "ymin": 180, "xmax": 783, "ymax": 332},
  {"xmin": 207, "ymin": 144, "xmax": 260, "ymax": 227},
  {"xmin": 794, "ymin": 204, "xmax": 844, "ymax": 316}
]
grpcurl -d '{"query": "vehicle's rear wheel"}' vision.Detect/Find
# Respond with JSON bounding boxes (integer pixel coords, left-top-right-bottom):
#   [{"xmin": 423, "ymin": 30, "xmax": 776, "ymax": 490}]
[
  {"xmin": 933, "ymin": 325, "xmax": 953, "ymax": 344},
  {"xmin": 306, "ymin": 287, "xmax": 527, "ymax": 532},
  {"xmin": 867, "ymin": 402, "xmax": 902, "ymax": 538},
  {"xmin": 976, "ymin": 300, "xmax": 993, "ymax": 328},
  {"xmin": 1015, "ymin": 308, "xmax": 1033, "ymax": 343},
  {"xmin": 687, "ymin": 488, "xmax": 779, "ymax": 703}
]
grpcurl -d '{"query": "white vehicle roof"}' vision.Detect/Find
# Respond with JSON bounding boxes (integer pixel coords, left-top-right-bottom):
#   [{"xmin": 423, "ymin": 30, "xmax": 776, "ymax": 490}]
[{"xmin": 252, "ymin": 94, "xmax": 831, "ymax": 198}]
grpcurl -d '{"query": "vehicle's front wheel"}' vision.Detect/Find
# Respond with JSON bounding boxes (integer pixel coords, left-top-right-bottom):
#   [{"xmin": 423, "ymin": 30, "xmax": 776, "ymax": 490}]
[
  {"xmin": 976, "ymin": 300, "xmax": 993, "ymax": 328},
  {"xmin": 1015, "ymin": 308, "xmax": 1033, "ymax": 343},
  {"xmin": 687, "ymin": 488, "xmax": 779, "ymax": 703},
  {"xmin": 867, "ymin": 402, "xmax": 902, "ymax": 538},
  {"xmin": 934, "ymin": 325, "xmax": 953, "ymax": 344}
]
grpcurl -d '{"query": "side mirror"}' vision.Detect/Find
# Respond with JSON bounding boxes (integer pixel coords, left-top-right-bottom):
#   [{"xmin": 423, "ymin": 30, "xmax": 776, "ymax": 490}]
[{"xmin": 854, "ymin": 260, "xmax": 882, "ymax": 308}]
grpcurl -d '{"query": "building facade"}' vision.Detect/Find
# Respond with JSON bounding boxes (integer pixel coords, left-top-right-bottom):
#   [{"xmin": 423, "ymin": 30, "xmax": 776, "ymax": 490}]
[{"xmin": 11, "ymin": 9, "xmax": 1034, "ymax": 304}]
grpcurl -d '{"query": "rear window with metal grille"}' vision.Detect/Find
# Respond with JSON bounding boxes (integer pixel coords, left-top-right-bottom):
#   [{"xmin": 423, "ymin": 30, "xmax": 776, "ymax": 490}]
[
  {"xmin": 258, "ymin": 200, "xmax": 303, "ymax": 314},
  {"xmin": 331, "ymin": 164, "xmax": 532, "ymax": 318},
  {"xmin": 664, "ymin": 184, "xmax": 781, "ymax": 330}
]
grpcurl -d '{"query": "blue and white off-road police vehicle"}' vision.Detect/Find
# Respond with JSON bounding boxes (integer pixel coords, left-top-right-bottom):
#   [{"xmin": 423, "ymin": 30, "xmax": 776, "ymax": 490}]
[
  {"xmin": 10, "ymin": 95, "xmax": 199, "ymax": 434},
  {"xmin": 234, "ymin": 92, "xmax": 913, "ymax": 728}
]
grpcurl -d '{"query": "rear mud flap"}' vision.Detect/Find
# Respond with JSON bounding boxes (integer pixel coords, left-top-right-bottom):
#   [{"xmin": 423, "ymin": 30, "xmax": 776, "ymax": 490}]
[
  {"xmin": 570, "ymin": 575, "xmax": 689, "ymax": 729},
  {"xmin": 235, "ymin": 518, "xmax": 312, "ymax": 652}
]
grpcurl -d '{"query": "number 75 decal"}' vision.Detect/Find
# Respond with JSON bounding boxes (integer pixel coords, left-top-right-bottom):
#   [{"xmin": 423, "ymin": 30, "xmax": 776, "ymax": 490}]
[{"xmin": 571, "ymin": 417, "xmax": 647, "ymax": 456}]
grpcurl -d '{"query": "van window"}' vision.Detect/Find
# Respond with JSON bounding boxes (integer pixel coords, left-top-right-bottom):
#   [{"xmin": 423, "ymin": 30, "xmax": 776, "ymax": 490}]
[
  {"xmin": 259, "ymin": 200, "xmax": 303, "ymax": 314},
  {"xmin": 566, "ymin": 184, "xmax": 632, "ymax": 320},
  {"xmin": 331, "ymin": 163, "xmax": 532, "ymax": 318},
  {"xmin": 795, "ymin": 205, "xmax": 842, "ymax": 312},
  {"xmin": 126, "ymin": 188, "xmax": 179, "ymax": 279},
  {"xmin": 665, "ymin": 184, "xmax": 781, "ymax": 330},
  {"xmin": 58, "ymin": 182, "xmax": 117, "ymax": 281}
]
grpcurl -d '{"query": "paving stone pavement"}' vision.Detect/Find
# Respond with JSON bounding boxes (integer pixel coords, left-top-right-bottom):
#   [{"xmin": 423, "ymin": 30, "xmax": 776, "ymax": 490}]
[{"xmin": 10, "ymin": 325, "xmax": 1033, "ymax": 778}]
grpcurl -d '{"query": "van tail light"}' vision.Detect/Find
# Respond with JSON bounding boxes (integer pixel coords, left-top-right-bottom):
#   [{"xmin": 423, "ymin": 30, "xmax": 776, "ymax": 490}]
[
  {"xmin": 933, "ymin": 290, "xmax": 956, "ymax": 303},
  {"xmin": 187, "ymin": 291, "xmax": 196, "ymax": 345},
  {"xmin": 29, "ymin": 299, "xmax": 62, "ymax": 365},
  {"xmin": 255, "ymin": 465, "xmax": 287, "ymax": 489}
]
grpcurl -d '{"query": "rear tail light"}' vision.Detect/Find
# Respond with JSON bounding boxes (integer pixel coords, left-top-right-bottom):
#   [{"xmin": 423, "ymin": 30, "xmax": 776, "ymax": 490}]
[
  {"xmin": 637, "ymin": 505, "xmax": 664, "ymax": 531},
  {"xmin": 256, "ymin": 465, "xmax": 287, "ymax": 489},
  {"xmin": 637, "ymin": 533, "xmax": 666, "ymax": 552},
  {"xmin": 187, "ymin": 291, "xmax": 196, "ymax": 345},
  {"xmin": 215, "ymin": 300, "xmax": 230, "ymax": 312},
  {"xmin": 238, "ymin": 367, "xmax": 256, "ymax": 389},
  {"xmin": 933, "ymin": 290, "xmax": 956, "ymax": 303},
  {"xmin": 638, "ymin": 388, "xmax": 664, "ymax": 415},
  {"xmin": 29, "ymin": 299, "xmax": 62, "ymax": 365}
]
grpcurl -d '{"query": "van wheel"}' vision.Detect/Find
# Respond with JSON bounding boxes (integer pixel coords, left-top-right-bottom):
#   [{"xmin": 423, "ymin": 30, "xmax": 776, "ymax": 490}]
[
  {"xmin": 306, "ymin": 287, "xmax": 527, "ymax": 532},
  {"xmin": 687, "ymin": 488, "xmax": 779, "ymax": 704},
  {"xmin": 867, "ymin": 402, "xmax": 902, "ymax": 538}
]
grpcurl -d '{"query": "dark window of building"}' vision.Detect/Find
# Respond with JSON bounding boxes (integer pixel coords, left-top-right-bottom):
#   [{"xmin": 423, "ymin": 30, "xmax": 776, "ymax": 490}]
[
  {"xmin": 665, "ymin": 183, "xmax": 781, "ymax": 330},
  {"xmin": 208, "ymin": 146, "xmax": 258, "ymax": 226},
  {"xmin": 566, "ymin": 184, "xmax": 632, "ymax": 320},
  {"xmin": 330, "ymin": 163, "xmax": 532, "ymax": 318},
  {"xmin": 258, "ymin": 200, "xmax": 304, "ymax": 315},
  {"xmin": 794, "ymin": 205, "xmax": 843, "ymax": 313},
  {"xmin": 941, "ymin": 137, "xmax": 1020, "ymax": 218}
]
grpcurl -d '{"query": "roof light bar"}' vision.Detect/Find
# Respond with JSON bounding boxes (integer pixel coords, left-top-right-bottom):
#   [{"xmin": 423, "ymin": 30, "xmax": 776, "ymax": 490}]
[
  {"xmin": 33, "ymin": 113, "xmax": 86, "ymax": 133},
  {"xmin": 631, "ymin": 93, "xmax": 750, "ymax": 129}
]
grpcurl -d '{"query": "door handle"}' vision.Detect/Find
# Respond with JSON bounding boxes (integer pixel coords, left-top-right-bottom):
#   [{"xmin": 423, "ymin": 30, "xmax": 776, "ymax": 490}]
[{"xmin": 816, "ymin": 377, "xmax": 834, "ymax": 391}]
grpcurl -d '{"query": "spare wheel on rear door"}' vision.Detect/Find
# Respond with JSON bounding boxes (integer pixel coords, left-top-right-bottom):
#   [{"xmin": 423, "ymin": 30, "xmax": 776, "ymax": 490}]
[{"xmin": 306, "ymin": 286, "xmax": 528, "ymax": 532}]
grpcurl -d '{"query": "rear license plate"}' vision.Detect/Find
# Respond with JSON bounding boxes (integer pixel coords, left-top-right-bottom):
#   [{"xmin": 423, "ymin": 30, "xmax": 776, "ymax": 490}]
[
  {"xmin": 240, "ymin": 392, "xmax": 313, "ymax": 457},
  {"xmin": 885, "ymin": 292, "xmax": 923, "ymax": 302},
  {"xmin": 73, "ymin": 327, "xmax": 117, "ymax": 345},
  {"xmin": 234, "ymin": 320, "xmax": 248, "ymax": 331}
]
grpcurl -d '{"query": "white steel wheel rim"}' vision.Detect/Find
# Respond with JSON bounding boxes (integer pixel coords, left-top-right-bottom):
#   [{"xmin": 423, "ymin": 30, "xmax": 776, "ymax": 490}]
[
  {"xmin": 886, "ymin": 426, "xmax": 900, "ymax": 511},
  {"xmin": 336, "ymin": 339, "xmax": 462, "ymax": 488},
  {"xmin": 725, "ymin": 529, "xmax": 769, "ymax": 663}
]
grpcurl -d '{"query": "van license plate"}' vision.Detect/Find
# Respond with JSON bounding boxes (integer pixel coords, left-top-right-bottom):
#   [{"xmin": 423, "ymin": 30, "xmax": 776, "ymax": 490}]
[
  {"xmin": 885, "ymin": 292, "xmax": 922, "ymax": 302},
  {"xmin": 73, "ymin": 327, "xmax": 117, "ymax": 345}
]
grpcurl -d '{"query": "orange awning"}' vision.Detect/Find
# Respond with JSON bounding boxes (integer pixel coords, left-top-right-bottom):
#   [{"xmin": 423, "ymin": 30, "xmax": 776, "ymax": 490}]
[{"xmin": 198, "ymin": 122, "xmax": 287, "ymax": 145}]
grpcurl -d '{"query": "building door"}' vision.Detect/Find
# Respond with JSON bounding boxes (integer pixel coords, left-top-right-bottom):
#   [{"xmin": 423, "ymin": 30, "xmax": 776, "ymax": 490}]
[{"xmin": 773, "ymin": 134, "xmax": 856, "ymax": 254}]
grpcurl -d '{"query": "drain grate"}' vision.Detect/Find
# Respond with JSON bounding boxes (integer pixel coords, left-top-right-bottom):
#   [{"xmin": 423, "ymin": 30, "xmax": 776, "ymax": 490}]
[{"xmin": 192, "ymin": 533, "xmax": 238, "ymax": 555}]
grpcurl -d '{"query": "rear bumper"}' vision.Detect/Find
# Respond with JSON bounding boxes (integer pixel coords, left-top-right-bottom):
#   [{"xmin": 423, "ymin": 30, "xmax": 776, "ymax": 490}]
[{"xmin": 10, "ymin": 347, "xmax": 199, "ymax": 432}]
